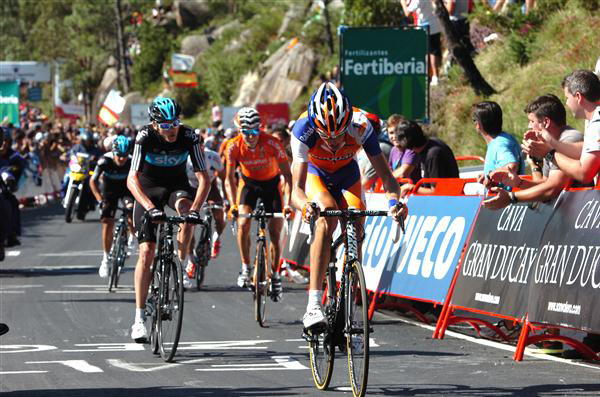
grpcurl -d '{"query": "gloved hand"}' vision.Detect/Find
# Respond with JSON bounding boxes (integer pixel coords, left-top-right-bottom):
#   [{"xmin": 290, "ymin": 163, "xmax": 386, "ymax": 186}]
[
  {"xmin": 302, "ymin": 202, "xmax": 319, "ymax": 224},
  {"xmin": 283, "ymin": 205, "xmax": 294, "ymax": 220},
  {"xmin": 146, "ymin": 207, "xmax": 166, "ymax": 223},
  {"xmin": 186, "ymin": 210, "xmax": 201, "ymax": 224},
  {"xmin": 228, "ymin": 205, "xmax": 238, "ymax": 220}
]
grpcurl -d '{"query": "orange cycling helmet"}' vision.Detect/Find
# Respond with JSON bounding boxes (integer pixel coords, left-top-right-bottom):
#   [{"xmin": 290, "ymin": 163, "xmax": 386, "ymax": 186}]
[{"xmin": 308, "ymin": 82, "xmax": 352, "ymax": 139}]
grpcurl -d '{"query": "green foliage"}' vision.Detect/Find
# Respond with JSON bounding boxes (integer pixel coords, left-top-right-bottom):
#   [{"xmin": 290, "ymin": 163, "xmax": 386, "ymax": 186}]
[
  {"xmin": 132, "ymin": 23, "xmax": 172, "ymax": 95},
  {"xmin": 343, "ymin": 0, "xmax": 408, "ymax": 27},
  {"xmin": 507, "ymin": 33, "xmax": 532, "ymax": 66},
  {"xmin": 173, "ymin": 86, "xmax": 207, "ymax": 118}
]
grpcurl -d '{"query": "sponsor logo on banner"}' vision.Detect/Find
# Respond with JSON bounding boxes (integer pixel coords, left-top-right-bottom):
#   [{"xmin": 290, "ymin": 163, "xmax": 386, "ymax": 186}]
[
  {"xmin": 360, "ymin": 194, "xmax": 480, "ymax": 303},
  {"xmin": 528, "ymin": 190, "xmax": 600, "ymax": 332},
  {"xmin": 452, "ymin": 199, "xmax": 556, "ymax": 319}
]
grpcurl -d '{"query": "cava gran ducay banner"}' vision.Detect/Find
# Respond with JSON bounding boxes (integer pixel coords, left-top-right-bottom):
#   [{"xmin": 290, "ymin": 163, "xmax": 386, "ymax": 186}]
[{"xmin": 340, "ymin": 27, "xmax": 428, "ymax": 121}]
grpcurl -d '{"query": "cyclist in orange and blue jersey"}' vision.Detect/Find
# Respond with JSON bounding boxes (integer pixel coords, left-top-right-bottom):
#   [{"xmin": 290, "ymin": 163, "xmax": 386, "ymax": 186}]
[{"xmin": 290, "ymin": 82, "xmax": 407, "ymax": 329}]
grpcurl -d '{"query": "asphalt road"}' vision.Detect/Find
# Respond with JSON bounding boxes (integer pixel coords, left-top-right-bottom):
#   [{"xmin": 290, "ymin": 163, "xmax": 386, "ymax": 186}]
[{"xmin": 1, "ymin": 204, "xmax": 600, "ymax": 396}]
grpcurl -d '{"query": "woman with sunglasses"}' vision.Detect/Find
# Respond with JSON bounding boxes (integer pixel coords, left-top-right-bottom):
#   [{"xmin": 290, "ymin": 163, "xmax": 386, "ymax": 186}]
[
  {"xmin": 224, "ymin": 107, "xmax": 293, "ymax": 301},
  {"xmin": 127, "ymin": 96, "xmax": 211, "ymax": 343}
]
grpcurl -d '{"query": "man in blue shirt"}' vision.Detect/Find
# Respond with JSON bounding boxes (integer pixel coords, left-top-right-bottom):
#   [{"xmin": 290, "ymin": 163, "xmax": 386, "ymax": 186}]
[{"xmin": 473, "ymin": 101, "xmax": 525, "ymax": 182}]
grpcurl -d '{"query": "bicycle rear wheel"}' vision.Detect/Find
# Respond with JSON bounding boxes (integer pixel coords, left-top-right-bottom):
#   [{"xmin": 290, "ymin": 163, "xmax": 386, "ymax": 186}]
[
  {"xmin": 107, "ymin": 224, "xmax": 122, "ymax": 292},
  {"xmin": 346, "ymin": 260, "xmax": 370, "ymax": 397},
  {"xmin": 195, "ymin": 227, "xmax": 210, "ymax": 290},
  {"xmin": 254, "ymin": 240, "xmax": 268, "ymax": 327},
  {"xmin": 158, "ymin": 256, "xmax": 184, "ymax": 362}
]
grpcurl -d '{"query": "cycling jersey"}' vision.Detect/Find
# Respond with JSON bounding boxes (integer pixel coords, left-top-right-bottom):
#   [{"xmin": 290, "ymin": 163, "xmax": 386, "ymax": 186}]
[
  {"xmin": 187, "ymin": 148, "xmax": 223, "ymax": 187},
  {"xmin": 225, "ymin": 133, "xmax": 286, "ymax": 181},
  {"xmin": 131, "ymin": 124, "xmax": 206, "ymax": 182},
  {"xmin": 291, "ymin": 108, "xmax": 381, "ymax": 209},
  {"xmin": 291, "ymin": 108, "xmax": 381, "ymax": 174},
  {"xmin": 92, "ymin": 152, "xmax": 131, "ymax": 189}
]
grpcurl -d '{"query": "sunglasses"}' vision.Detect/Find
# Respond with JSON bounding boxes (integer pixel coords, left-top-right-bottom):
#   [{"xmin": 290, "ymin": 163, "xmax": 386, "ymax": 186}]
[
  {"xmin": 242, "ymin": 129, "xmax": 260, "ymax": 137},
  {"xmin": 157, "ymin": 119, "xmax": 180, "ymax": 129}
]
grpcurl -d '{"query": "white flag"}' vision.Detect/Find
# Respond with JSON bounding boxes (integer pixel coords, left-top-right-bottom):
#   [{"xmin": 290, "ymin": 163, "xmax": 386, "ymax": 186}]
[{"xmin": 172, "ymin": 53, "xmax": 195, "ymax": 71}]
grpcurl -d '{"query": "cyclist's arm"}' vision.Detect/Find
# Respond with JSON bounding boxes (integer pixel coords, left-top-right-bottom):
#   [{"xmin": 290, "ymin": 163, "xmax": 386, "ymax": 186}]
[
  {"xmin": 191, "ymin": 170, "xmax": 211, "ymax": 212},
  {"xmin": 127, "ymin": 136, "xmax": 154, "ymax": 211},
  {"xmin": 225, "ymin": 156, "xmax": 238, "ymax": 207},
  {"xmin": 277, "ymin": 159, "xmax": 293, "ymax": 207},
  {"xmin": 368, "ymin": 152, "xmax": 400, "ymax": 201},
  {"xmin": 90, "ymin": 163, "xmax": 103, "ymax": 202},
  {"xmin": 291, "ymin": 161, "xmax": 309, "ymax": 211}
]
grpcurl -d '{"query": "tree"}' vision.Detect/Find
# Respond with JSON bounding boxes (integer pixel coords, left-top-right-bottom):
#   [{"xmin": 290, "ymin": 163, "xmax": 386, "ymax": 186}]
[
  {"xmin": 322, "ymin": 0, "xmax": 335, "ymax": 55},
  {"xmin": 432, "ymin": 0, "xmax": 495, "ymax": 96},
  {"xmin": 344, "ymin": 0, "xmax": 408, "ymax": 27}
]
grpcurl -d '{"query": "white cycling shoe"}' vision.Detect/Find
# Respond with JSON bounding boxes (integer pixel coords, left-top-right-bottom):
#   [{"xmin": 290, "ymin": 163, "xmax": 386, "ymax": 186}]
[
  {"xmin": 182, "ymin": 271, "xmax": 193, "ymax": 289},
  {"xmin": 237, "ymin": 269, "xmax": 250, "ymax": 288},
  {"xmin": 99, "ymin": 258, "xmax": 109, "ymax": 278},
  {"xmin": 303, "ymin": 303, "xmax": 326, "ymax": 329},
  {"xmin": 131, "ymin": 319, "xmax": 148, "ymax": 342}
]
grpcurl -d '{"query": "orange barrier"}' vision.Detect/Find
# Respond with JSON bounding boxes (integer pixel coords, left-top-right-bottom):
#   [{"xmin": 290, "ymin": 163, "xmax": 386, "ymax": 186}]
[{"xmin": 455, "ymin": 155, "xmax": 485, "ymax": 163}]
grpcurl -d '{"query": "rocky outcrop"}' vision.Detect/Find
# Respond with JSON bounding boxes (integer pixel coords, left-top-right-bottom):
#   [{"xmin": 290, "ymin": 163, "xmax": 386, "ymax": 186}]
[
  {"xmin": 250, "ymin": 39, "xmax": 316, "ymax": 105},
  {"xmin": 233, "ymin": 71, "xmax": 260, "ymax": 107},
  {"xmin": 224, "ymin": 28, "xmax": 252, "ymax": 53},
  {"xmin": 181, "ymin": 35, "xmax": 211, "ymax": 58},
  {"xmin": 92, "ymin": 61, "xmax": 118, "ymax": 121},
  {"xmin": 174, "ymin": 0, "xmax": 211, "ymax": 29}
]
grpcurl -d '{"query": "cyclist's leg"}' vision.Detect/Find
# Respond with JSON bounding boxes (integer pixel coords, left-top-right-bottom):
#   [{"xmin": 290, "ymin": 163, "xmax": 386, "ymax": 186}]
[
  {"xmin": 100, "ymin": 195, "xmax": 118, "ymax": 254},
  {"xmin": 340, "ymin": 179, "xmax": 367, "ymax": 261},
  {"xmin": 123, "ymin": 195, "xmax": 135, "ymax": 240},
  {"xmin": 237, "ymin": 177, "xmax": 258, "ymax": 267},
  {"xmin": 173, "ymin": 197, "xmax": 194, "ymax": 262},
  {"xmin": 209, "ymin": 180, "xmax": 226, "ymax": 238}
]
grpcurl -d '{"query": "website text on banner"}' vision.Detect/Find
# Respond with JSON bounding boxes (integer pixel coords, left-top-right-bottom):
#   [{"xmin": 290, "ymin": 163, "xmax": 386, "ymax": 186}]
[
  {"xmin": 340, "ymin": 27, "xmax": 428, "ymax": 121},
  {"xmin": 451, "ymin": 199, "xmax": 556, "ymax": 319},
  {"xmin": 363, "ymin": 193, "xmax": 480, "ymax": 303},
  {"xmin": 528, "ymin": 189, "xmax": 600, "ymax": 333}
]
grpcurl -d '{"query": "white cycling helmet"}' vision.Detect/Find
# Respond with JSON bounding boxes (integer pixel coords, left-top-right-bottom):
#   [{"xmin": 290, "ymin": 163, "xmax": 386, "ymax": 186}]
[
  {"xmin": 234, "ymin": 107, "xmax": 261, "ymax": 130},
  {"xmin": 308, "ymin": 82, "xmax": 352, "ymax": 139}
]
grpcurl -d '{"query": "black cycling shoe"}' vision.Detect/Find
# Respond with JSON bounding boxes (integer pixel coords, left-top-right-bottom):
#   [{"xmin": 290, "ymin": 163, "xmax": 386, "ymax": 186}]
[
  {"xmin": 0, "ymin": 323, "xmax": 9, "ymax": 336},
  {"xmin": 270, "ymin": 275, "xmax": 283, "ymax": 302},
  {"xmin": 5, "ymin": 235, "xmax": 20, "ymax": 247}
]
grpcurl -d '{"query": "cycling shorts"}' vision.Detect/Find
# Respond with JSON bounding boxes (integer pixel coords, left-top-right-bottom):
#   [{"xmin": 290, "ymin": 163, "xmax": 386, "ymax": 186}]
[
  {"xmin": 101, "ymin": 184, "xmax": 133, "ymax": 219},
  {"xmin": 306, "ymin": 160, "xmax": 365, "ymax": 210},
  {"xmin": 133, "ymin": 174, "xmax": 196, "ymax": 244},
  {"xmin": 237, "ymin": 174, "xmax": 282, "ymax": 213}
]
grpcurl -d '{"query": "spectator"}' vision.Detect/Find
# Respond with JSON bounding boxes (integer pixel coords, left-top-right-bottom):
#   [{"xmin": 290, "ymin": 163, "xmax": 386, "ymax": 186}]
[
  {"xmin": 272, "ymin": 125, "xmax": 292, "ymax": 163},
  {"xmin": 356, "ymin": 112, "xmax": 391, "ymax": 190},
  {"xmin": 0, "ymin": 128, "xmax": 27, "ymax": 248},
  {"xmin": 400, "ymin": 0, "xmax": 442, "ymax": 86},
  {"xmin": 530, "ymin": 70, "xmax": 600, "ymax": 185},
  {"xmin": 211, "ymin": 102, "xmax": 222, "ymax": 129},
  {"xmin": 397, "ymin": 119, "xmax": 459, "ymax": 197},
  {"xmin": 472, "ymin": 101, "xmax": 525, "ymax": 186},
  {"xmin": 386, "ymin": 114, "xmax": 421, "ymax": 183}
]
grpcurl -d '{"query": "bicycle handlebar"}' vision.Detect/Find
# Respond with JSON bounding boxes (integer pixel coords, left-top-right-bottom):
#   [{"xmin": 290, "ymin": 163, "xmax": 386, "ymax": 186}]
[{"xmin": 237, "ymin": 212, "xmax": 285, "ymax": 219}]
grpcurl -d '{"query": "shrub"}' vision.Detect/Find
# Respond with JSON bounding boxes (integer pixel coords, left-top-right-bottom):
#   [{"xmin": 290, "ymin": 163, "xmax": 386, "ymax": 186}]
[{"xmin": 132, "ymin": 22, "xmax": 172, "ymax": 94}]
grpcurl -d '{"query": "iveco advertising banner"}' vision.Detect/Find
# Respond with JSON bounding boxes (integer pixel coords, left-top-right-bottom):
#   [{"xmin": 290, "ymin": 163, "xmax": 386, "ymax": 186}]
[
  {"xmin": 340, "ymin": 27, "xmax": 428, "ymax": 121},
  {"xmin": 362, "ymin": 194, "xmax": 480, "ymax": 303}
]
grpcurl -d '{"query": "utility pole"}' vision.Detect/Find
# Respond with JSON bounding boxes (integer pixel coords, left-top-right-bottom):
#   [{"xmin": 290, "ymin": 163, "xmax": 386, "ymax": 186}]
[{"xmin": 114, "ymin": 0, "xmax": 130, "ymax": 92}]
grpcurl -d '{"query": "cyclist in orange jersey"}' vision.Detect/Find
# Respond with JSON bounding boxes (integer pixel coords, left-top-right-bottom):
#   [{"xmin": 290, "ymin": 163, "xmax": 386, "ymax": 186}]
[
  {"xmin": 290, "ymin": 82, "xmax": 407, "ymax": 329},
  {"xmin": 225, "ymin": 107, "xmax": 293, "ymax": 301}
]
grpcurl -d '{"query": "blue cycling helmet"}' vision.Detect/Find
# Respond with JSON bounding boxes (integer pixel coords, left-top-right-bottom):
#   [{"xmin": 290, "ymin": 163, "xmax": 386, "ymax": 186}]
[
  {"xmin": 112, "ymin": 135, "xmax": 130, "ymax": 157},
  {"xmin": 148, "ymin": 96, "xmax": 181, "ymax": 122}
]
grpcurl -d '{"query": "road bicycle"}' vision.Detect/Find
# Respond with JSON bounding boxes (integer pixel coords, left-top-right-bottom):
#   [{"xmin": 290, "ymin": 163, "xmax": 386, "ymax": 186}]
[
  {"xmin": 143, "ymin": 214, "xmax": 205, "ymax": 362},
  {"xmin": 234, "ymin": 202, "xmax": 285, "ymax": 327},
  {"xmin": 303, "ymin": 207, "xmax": 403, "ymax": 397},
  {"xmin": 107, "ymin": 205, "xmax": 131, "ymax": 292},
  {"xmin": 190, "ymin": 204, "xmax": 223, "ymax": 290}
]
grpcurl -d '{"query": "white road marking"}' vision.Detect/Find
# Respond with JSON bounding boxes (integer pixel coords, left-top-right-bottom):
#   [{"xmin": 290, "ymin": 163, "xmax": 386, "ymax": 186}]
[
  {"xmin": 108, "ymin": 358, "xmax": 210, "ymax": 372},
  {"xmin": 7, "ymin": 251, "xmax": 20, "ymax": 256},
  {"xmin": 0, "ymin": 370, "xmax": 48, "ymax": 375},
  {"xmin": 44, "ymin": 290, "xmax": 134, "ymax": 294},
  {"xmin": 64, "ymin": 284, "xmax": 134, "ymax": 288},
  {"xmin": 1, "ymin": 345, "xmax": 57, "ymax": 354},
  {"xmin": 39, "ymin": 250, "xmax": 104, "ymax": 257},
  {"xmin": 377, "ymin": 312, "xmax": 600, "ymax": 371},
  {"xmin": 63, "ymin": 343, "xmax": 145, "ymax": 353},
  {"xmin": 177, "ymin": 340, "xmax": 274, "ymax": 350},
  {"xmin": 297, "ymin": 337, "xmax": 379, "ymax": 349},
  {"xmin": 0, "ymin": 290, "xmax": 25, "ymax": 294},
  {"xmin": 26, "ymin": 360, "xmax": 103, "ymax": 373},
  {"xmin": 0, "ymin": 285, "xmax": 43, "ymax": 288},
  {"xmin": 335, "ymin": 387, "xmax": 353, "ymax": 392},
  {"xmin": 195, "ymin": 356, "xmax": 307, "ymax": 371}
]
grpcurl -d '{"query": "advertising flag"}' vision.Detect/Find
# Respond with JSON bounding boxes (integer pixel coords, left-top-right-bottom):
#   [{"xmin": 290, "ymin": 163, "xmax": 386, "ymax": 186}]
[{"xmin": 0, "ymin": 81, "xmax": 20, "ymax": 126}]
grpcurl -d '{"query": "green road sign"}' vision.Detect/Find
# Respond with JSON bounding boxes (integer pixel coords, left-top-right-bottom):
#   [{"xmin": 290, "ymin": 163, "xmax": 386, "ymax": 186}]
[{"xmin": 340, "ymin": 27, "xmax": 428, "ymax": 122}]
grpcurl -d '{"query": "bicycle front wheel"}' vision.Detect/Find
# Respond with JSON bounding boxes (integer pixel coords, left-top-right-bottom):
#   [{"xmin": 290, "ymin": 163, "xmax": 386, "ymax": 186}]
[
  {"xmin": 113, "ymin": 224, "xmax": 128, "ymax": 289},
  {"xmin": 107, "ymin": 224, "xmax": 122, "ymax": 292},
  {"xmin": 309, "ymin": 277, "xmax": 335, "ymax": 390},
  {"xmin": 149, "ymin": 262, "xmax": 160, "ymax": 355},
  {"xmin": 196, "ymin": 234, "xmax": 210, "ymax": 290},
  {"xmin": 254, "ymin": 240, "xmax": 268, "ymax": 327},
  {"xmin": 346, "ymin": 260, "xmax": 370, "ymax": 397},
  {"xmin": 158, "ymin": 257, "xmax": 184, "ymax": 362}
]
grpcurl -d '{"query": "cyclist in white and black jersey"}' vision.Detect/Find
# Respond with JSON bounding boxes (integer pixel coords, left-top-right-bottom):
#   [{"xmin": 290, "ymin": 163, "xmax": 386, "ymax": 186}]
[
  {"xmin": 186, "ymin": 145, "xmax": 226, "ymax": 266},
  {"xmin": 127, "ymin": 96, "xmax": 211, "ymax": 342}
]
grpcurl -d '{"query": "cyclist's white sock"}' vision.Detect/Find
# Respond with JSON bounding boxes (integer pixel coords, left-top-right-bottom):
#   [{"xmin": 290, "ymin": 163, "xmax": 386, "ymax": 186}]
[
  {"xmin": 272, "ymin": 271, "xmax": 280, "ymax": 278},
  {"xmin": 241, "ymin": 263, "xmax": 249, "ymax": 272},
  {"xmin": 308, "ymin": 290, "xmax": 323, "ymax": 307},
  {"xmin": 135, "ymin": 308, "xmax": 145, "ymax": 322},
  {"xmin": 212, "ymin": 231, "xmax": 219, "ymax": 242},
  {"xmin": 103, "ymin": 252, "xmax": 108, "ymax": 261}
]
